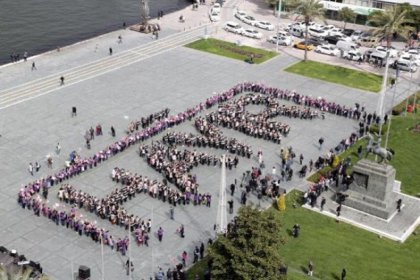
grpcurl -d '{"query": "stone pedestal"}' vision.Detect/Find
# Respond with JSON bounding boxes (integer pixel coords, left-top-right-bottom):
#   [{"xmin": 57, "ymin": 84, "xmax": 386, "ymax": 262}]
[{"xmin": 343, "ymin": 159, "xmax": 396, "ymax": 219}]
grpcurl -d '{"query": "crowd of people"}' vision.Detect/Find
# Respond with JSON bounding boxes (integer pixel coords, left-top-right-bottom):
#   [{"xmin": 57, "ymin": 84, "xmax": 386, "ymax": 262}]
[
  {"xmin": 112, "ymin": 167, "xmax": 210, "ymax": 207},
  {"xmin": 17, "ymin": 82, "xmax": 377, "ymax": 266},
  {"xmin": 162, "ymin": 131, "xmax": 253, "ymax": 158},
  {"xmin": 140, "ymin": 142, "xmax": 236, "ymax": 195}
]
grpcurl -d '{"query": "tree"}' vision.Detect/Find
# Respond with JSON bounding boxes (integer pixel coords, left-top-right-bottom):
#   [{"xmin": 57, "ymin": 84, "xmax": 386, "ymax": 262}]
[
  {"xmin": 294, "ymin": 0, "xmax": 325, "ymax": 61},
  {"xmin": 208, "ymin": 206, "xmax": 285, "ymax": 280},
  {"xmin": 368, "ymin": 6, "xmax": 412, "ymax": 48},
  {"xmin": 338, "ymin": 7, "xmax": 356, "ymax": 29}
]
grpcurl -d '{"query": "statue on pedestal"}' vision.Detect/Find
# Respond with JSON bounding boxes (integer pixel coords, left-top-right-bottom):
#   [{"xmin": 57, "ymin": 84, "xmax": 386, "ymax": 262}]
[{"xmin": 365, "ymin": 133, "xmax": 394, "ymax": 163}]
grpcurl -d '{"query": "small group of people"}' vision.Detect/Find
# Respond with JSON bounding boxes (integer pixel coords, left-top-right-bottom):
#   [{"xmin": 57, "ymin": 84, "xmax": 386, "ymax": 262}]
[
  {"xmin": 10, "ymin": 51, "xmax": 28, "ymax": 62},
  {"xmin": 127, "ymin": 108, "xmax": 170, "ymax": 133}
]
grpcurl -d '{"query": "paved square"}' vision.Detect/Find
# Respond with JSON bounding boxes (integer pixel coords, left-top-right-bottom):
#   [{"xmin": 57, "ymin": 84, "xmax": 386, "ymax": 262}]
[{"xmin": 0, "ymin": 25, "xmax": 418, "ymax": 280}]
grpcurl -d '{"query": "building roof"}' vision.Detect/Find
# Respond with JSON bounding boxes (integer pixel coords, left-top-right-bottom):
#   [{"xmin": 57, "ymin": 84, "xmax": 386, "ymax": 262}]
[{"xmin": 379, "ymin": 0, "xmax": 420, "ymax": 6}]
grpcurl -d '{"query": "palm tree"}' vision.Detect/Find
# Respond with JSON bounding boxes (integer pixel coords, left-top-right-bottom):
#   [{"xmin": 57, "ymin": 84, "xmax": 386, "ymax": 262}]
[
  {"xmin": 369, "ymin": 6, "xmax": 412, "ymax": 48},
  {"xmin": 368, "ymin": 7, "xmax": 412, "ymax": 146},
  {"xmin": 295, "ymin": 0, "xmax": 325, "ymax": 61},
  {"xmin": 338, "ymin": 7, "xmax": 356, "ymax": 29}
]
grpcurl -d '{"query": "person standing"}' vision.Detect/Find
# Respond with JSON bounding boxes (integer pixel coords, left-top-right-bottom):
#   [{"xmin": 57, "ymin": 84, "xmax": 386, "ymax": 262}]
[
  {"xmin": 230, "ymin": 183, "xmax": 235, "ymax": 196},
  {"xmin": 28, "ymin": 163, "xmax": 34, "ymax": 176},
  {"xmin": 110, "ymin": 126, "xmax": 116, "ymax": 137},
  {"xmin": 336, "ymin": 204, "xmax": 342, "ymax": 217},
  {"xmin": 397, "ymin": 199, "xmax": 402, "ymax": 212},
  {"xmin": 341, "ymin": 268, "xmax": 347, "ymax": 280},
  {"xmin": 56, "ymin": 143, "xmax": 61, "ymax": 154},
  {"xmin": 157, "ymin": 227, "xmax": 164, "ymax": 242},
  {"xmin": 308, "ymin": 261, "xmax": 314, "ymax": 276},
  {"xmin": 199, "ymin": 242, "xmax": 205, "ymax": 259},
  {"xmin": 179, "ymin": 224, "xmax": 185, "ymax": 238},
  {"xmin": 125, "ymin": 258, "xmax": 134, "ymax": 276},
  {"xmin": 357, "ymin": 145, "xmax": 363, "ymax": 159},
  {"xmin": 228, "ymin": 199, "xmax": 234, "ymax": 214},
  {"xmin": 169, "ymin": 206, "xmax": 174, "ymax": 220},
  {"xmin": 35, "ymin": 162, "xmax": 41, "ymax": 172},
  {"xmin": 118, "ymin": 35, "xmax": 122, "ymax": 44},
  {"xmin": 60, "ymin": 76, "xmax": 64, "ymax": 85},
  {"xmin": 299, "ymin": 154, "xmax": 304, "ymax": 165},
  {"xmin": 31, "ymin": 62, "xmax": 37, "ymax": 70},
  {"xmin": 320, "ymin": 197, "xmax": 326, "ymax": 211},
  {"xmin": 318, "ymin": 137, "xmax": 324, "ymax": 150},
  {"xmin": 182, "ymin": 251, "xmax": 188, "ymax": 267},
  {"xmin": 193, "ymin": 246, "xmax": 199, "ymax": 263},
  {"xmin": 109, "ymin": 47, "xmax": 113, "ymax": 55},
  {"xmin": 272, "ymin": 166, "xmax": 276, "ymax": 179},
  {"xmin": 72, "ymin": 107, "xmax": 77, "ymax": 117}
]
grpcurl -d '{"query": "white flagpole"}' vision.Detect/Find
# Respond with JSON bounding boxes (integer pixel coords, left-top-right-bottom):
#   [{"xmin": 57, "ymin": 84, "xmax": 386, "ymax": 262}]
[
  {"xmin": 128, "ymin": 220, "xmax": 132, "ymax": 280},
  {"xmin": 101, "ymin": 231, "xmax": 105, "ymax": 280},
  {"xmin": 216, "ymin": 155, "xmax": 227, "ymax": 234}
]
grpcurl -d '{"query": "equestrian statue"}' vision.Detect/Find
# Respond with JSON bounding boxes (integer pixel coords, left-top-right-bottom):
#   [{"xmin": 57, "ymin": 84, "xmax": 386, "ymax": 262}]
[{"xmin": 365, "ymin": 133, "xmax": 394, "ymax": 163}]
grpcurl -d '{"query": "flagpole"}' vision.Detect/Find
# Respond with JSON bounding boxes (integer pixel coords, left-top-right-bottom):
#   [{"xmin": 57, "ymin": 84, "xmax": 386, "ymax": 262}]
[
  {"xmin": 101, "ymin": 231, "xmax": 105, "ymax": 280},
  {"xmin": 128, "ymin": 219, "xmax": 132, "ymax": 280}
]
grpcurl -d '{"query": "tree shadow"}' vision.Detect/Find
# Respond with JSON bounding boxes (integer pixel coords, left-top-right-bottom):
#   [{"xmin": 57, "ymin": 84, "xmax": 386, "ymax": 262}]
[
  {"xmin": 300, "ymin": 265, "xmax": 308, "ymax": 274},
  {"xmin": 331, "ymin": 272, "xmax": 340, "ymax": 280}
]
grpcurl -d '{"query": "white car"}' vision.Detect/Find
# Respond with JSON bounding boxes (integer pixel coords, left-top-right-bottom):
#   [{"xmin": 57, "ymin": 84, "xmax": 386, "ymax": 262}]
[
  {"xmin": 406, "ymin": 48, "xmax": 420, "ymax": 56},
  {"xmin": 242, "ymin": 15, "xmax": 257, "ymax": 26},
  {"xmin": 395, "ymin": 59, "xmax": 418, "ymax": 72},
  {"xmin": 223, "ymin": 21, "xmax": 244, "ymax": 34},
  {"xmin": 328, "ymin": 28, "xmax": 343, "ymax": 37},
  {"xmin": 343, "ymin": 50, "xmax": 364, "ymax": 61},
  {"xmin": 255, "ymin": 20, "xmax": 274, "ymax": 31},
  {"xmin": 212, "ymin": 3, "xmax": 221, "ymax": 14},
  {"xmin": 308, "ymin": 27, "xmax": 328, "ymax": 38},
  {"xmin": 315, "ymin": 44, "xmax": 340, "ymax": 56},
  {"xmin": 209, "ymin": 10, "xmax": 220, "ymax": 22},
  {"xmin": 351, "ymin": 30, "xmax": 364, "ymax": 41},
  {"xmin": 375, "ymin": 46, "xmax": 399, "ymax": 58},
  {"xmin": 234, "ymin": 10, "xmax": 247, "ymax": 21},
  {"xmin": 267, "ymin": 35, "xmax": 292, "ymax": 46},
  {"xmin": 243, "ymin": 28, "xmax": 263, "ymax": 39},
  {"xmin": 399, "ymin": 54, "xmax": 420, "ymax": 67}
]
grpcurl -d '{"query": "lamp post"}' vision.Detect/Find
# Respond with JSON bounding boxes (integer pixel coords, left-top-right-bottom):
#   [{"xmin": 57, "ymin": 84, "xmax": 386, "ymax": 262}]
[
  {"xmin": 384, "ymin": 69, "xmax": 398, "ymax": 150},
  {"xmin": 377, "ymin": 51, "xmax": 390, "ymax": 140}
]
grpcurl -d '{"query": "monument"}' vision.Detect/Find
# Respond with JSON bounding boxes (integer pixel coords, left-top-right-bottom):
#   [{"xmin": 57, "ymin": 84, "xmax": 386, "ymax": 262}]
[{"xmin": 343, "ymin": 159, "xmax": 397, "ymax": 219}]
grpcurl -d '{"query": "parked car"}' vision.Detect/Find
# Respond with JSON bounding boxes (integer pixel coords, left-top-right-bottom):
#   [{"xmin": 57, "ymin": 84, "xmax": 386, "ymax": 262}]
[
  {"xmin": 375, "ymin": 46, "xmax": 399, "ymax": 58},
  {"xmin": 242, "ymin": 15, "xmax": 257, "ymax": 26},
  {"xmin": 234, "ymin": 10, "xmax": 247, "ymax": 21},
  {"xmin": 324, "ymin": 35, "xmax": 340, "ymax": 45},
  {"xmin": 289, "ymin": 26, "xmax": 304, "ymax": 38},
  {"xmin": 267, "ymin": 35, "xmax": 293, "ymax": 46},
  {"xmin": 351, "ymin": 30, "xmax": 364, "ymax": 41},
  {"xmin": 306, "ymin": 37, "xmax": 326, "ymax": 47},
  {"xmin": 343, "ymin": 50, "xmax": 364, "ymax": 61},
  {"xmin": 255, "ymin": 20, "xmax": 274, "ymax": 31},
  {"xmin": 308, "ymin": 27, "xmax": 328, "ymax": 38},
  {"xmin": 359, "ymin": 37, "xmax": 378, "ymax": 48},
  {"xmin": 294, "ymin": 41, "xmax": 314, "ymax": 51},
  {"xmin": 223, "ymin": 21, "xmax": 244, "ymax": 34},
  {"xmin": 212, "ymin": 3, "xmax": 221, "ymax": 13},
  {"xmin": 336, "ymin": 40, "xmax": 359, "ymax": 52},
  {"xmin": 209, "ymin": 10, "xmax": 220, "ymax": 22},
  {"xmin": 328, "ymin": 28, "xmax": 343, "ymax": 37},
  {"xmin": 315, "ymin": 44, "xmax": 340, "ymax": 56},
  {"xmin": 342, "ymin": 29, "xmax": 355, "ymax": 36},
  {"xmin": 243, "ymin": 28, "xmax": 263, "ymax": 39},
  {"xmin": 399, "ymin": 54, "xmax": 420, "ymax": 67}
]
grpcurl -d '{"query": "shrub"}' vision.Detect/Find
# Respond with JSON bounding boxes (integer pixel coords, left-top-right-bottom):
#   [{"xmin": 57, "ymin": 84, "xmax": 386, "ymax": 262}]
[{"xmin": 392, "ymin": 91, "xmax": 420, "ymax": 115}]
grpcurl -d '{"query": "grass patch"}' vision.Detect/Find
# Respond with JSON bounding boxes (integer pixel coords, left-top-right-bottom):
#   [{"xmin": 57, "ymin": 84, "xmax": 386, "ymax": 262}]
[
  {"xmin": 284, "ymin": 60, "xmax": 383, "ymax": 92},
  {"xmin": 185, "ymin": 38, "xmax": 277, "ymax": 64},
  {"xmin": 188, "ymin": 190, "xmax": 420, "ymax": 279},
  {"xmin": 271, "ymin": 190, "xmax": 420, "ymax": 280}
]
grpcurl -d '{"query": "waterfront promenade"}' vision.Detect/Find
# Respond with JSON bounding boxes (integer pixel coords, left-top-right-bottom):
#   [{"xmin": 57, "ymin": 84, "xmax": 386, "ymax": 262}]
[{"xmin": 0, "ymin": 1, "xmax": 418, "ymax": 279}]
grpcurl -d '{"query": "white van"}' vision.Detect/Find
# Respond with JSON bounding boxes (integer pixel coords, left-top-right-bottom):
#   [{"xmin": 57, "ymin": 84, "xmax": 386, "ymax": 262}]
[
  {"xmin": 289, "ymin": 26, "xmax": 304, "ymax": 38},
  {"xmin": 223, "ymin": 21, "xmax": 244, "ymax": 34},
  {"xmin": 336, "ymin": 40, "xmax": 358, "ymax": 51},
  {"xmin": 369, "ymin": 52, "xmax": 387, "ymax": 66},
  {"xmin": 395, "ymin": 59, "xmax": 418, "ymax": 72}
]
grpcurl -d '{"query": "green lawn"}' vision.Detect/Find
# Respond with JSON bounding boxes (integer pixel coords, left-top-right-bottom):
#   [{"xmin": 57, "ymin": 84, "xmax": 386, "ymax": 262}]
[
  {"xmin": 188, "ymin": 190, "xmax": 420, "ymax": 279},
  {"xmin": 284, "ymin": 61, "xmax": 383, "ymax": 92},
  {"xmin": 308, "ymin": 112, "xmax": 420, "ymax": 196},
  {"xmin": 185, "ymin": 38, "xmax": 277, "ymax": 64},
  {"xmin": 271, "ymin": 190, "xmax": 420, "ymax": 280}
]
